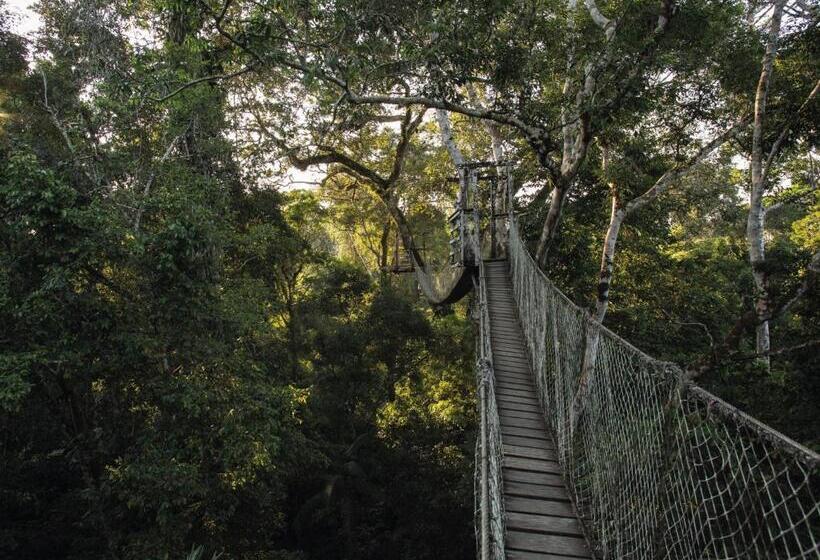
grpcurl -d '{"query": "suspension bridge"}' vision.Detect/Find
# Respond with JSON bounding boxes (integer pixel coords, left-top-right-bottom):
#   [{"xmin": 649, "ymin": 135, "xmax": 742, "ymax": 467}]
[{"xmin": 407, "ymin": 163, "xmax": 819, "ymax": 560}]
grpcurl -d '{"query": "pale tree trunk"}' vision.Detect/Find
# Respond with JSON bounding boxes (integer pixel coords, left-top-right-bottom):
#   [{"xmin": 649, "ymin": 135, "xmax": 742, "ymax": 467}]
[
  {"xmin": 570, "ymin": 196, "xmax": 626, "ymax": 432},
  {"xmin": 748, "ymin": 0, "xmax": 786, "ymax": 367},
  {"xmin": 536, "ymin": 0, "xmax": 615, "ymax": 268},
  {"xmin": 569, "ymin": 120, "xmax": 746, "ymax": 434},
  {"xmin": 595, "ymin": 197, "xmax": 626, "ymax": 322},
  {"xmin": 435, "ymin": 109, "xmax": 465, "ymax": 168}
]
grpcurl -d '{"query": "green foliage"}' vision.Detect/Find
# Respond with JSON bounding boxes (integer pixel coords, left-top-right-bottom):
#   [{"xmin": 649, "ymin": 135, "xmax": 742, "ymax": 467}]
[{"xmin": 1, "ymin": 0, "xmax": 817, "ymax": 557}]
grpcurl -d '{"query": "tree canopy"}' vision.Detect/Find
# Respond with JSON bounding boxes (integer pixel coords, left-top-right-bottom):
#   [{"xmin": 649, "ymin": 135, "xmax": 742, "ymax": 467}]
[{"xmin": 0, "ymin": 0, "xmax": 817, "ymax": 558}]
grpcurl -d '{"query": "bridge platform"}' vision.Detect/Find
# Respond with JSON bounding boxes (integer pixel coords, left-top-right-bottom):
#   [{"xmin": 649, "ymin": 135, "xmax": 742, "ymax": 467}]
[{"xmin": 484, "ymin": 260, "xmax": 592, "ymax": 560}]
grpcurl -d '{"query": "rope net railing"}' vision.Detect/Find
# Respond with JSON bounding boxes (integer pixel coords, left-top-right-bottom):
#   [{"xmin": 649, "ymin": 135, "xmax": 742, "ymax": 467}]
[
  {"xmin": 507, "ymin": 215, "xmax": 820, "ymax": 559},
  {"xmin": 414, "ymin": 263, "xmax": 467, "ymax": 304},
  {"xmin": 468, "ymin": 168, "xmax": 506, "ymax": 560}
]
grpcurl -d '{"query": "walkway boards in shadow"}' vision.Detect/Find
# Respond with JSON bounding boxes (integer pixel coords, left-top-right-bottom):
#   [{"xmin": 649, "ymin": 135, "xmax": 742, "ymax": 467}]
[{"xmin": 484, "ymin": 260, "xmax": 592, "ymax": 560}]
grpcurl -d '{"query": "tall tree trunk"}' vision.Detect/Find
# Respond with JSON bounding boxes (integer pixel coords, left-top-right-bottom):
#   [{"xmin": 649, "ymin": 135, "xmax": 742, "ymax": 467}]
[
  {"xmin": 595, "ymin": 197, "xmax": 626, "ymax": 322},
  {"xmin": 571, "ymin": 195, "xmax": 625, "ymax": 435},
  {"xmin": 748, "ymin": 0, "xmax": 785, "ymax": 367},
  {"xmin": 435, "ymin": 109, "xmax": 465, "ymax": 168},
  {"xmin": 535, "ymin": 181, "xmax": 569, "ymax": 267}
]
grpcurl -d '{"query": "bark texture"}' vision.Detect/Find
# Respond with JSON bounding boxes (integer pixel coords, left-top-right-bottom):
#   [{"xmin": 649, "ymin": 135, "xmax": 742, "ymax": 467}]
[{"xmin": 748, "ymin": 0, "xmax": 786, "ymax": 364}]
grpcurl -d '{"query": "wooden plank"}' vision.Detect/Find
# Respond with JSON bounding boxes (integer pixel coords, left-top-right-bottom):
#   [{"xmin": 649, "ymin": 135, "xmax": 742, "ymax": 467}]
[
  {"xmin": 491, "ymin": 331, "xmax": 526, "ymax": 340},
  {"xmin": 499, "ymin": 407, "xmax": 543, "ymax": 420},
  {"xmin": 492, "ymin": 343, "xmax": 528, "ymax": 353},
  {"xmin": 495, "ymin": 371, "xmax": 533, "ymax": 382},
  {"xmin": 495, "ymin": 388, "xmax": 537, "ymax": 399},
  {"xmin": 504, "ymin": 444, "xmax": 556, "ymax": 461},
  {"xmin": 505, "ymin": 496, "xmax": 577, "ymax": 518},
  {"xmin": 490, "ymin": 325, "xmax": 525, "ymax": 333},
  {"xmin": 497, "ymin": 402, "xmax": 540, "ymax": 414},
  {"xmin": 490, "ymin": 316, "xmax": 521, "ymax": 324},
  {"xmin": 494, "ymin": 353, "xmax": 531, "ymax": 363},
  {"xmin": 495, "ymin": 387, "xmax": 535, "ymax": 398},
  {"xmin": 504, "ymin": 456, "xmax": 563, "ymax": 474},
  {"xmin": 496, "ymin": 402, "xmax": 543, "ymax": 415},
  {"xmin": 494, "ymin": 353, "xmax": 529, "ymax": 362},
  {"xmin": 491, "ymin": 340, "xmax": 526, "ymax": 348},
  {"xmin": 501, "ymin": 426, "xmax": 551, "ymax": 440},
  {"xmin": 489, "ymin": 314, "xmax": 520, "ymax": 322},
  {"xmin": 501, "ymin": 416, "xmax": 545, "ymax": 430},
  {"xmin": 495, "ymin": 375, "xmax": 534, "ymax": 385},
  {"xmin": 497, "ymin": 401, "xmax": 541, "ymax": 413},
  {"xmin": 504, "ymin": 468, "xmax": 564, "ymax": 486},
  {"xmin": 489, "ymin": 308, "xmax": 520, "ymax": 315},
  {"xmin": 504, "ymin": 481, "xmax": 569, "ymax": 501},
  {"xmin": 496, "ymin": 395, "xmax": 540, "ymax": 406},
  {"xmin": 490, "ymin": 334, "xmax": 526, "ymax": 342},
  {"xmin": 496, "ymin": 376, "xmax": 535, "ymax": 386},
  {"xmin": 495, "ymin": 383, "xmax": 534, "ymax": 394},
  {"xmin": 493, "ymin": 350, "xmax": 528, "ymax": 358},
  {"xmin": 490, "ymin": 325, "xmax": 523, "ymax": 333},
  {"xmin": 495, "ymin": 360, "xmax": 534, "ymax": 371},
  {"xmin": 495, "ymin": 374, "xmax": 534, "ymax": 385},
  {"xmin": 495, "ymin": 377, "xmax": 537, "ymax": 390},
  {"xmin": 493, "ymin": 349, "xmax": 530, "ymax": 360},
  {"xmin": 496, "ymin": 370, "xmax": 536, "ymax": 380},
  {"xmin": 506, "ymin": 550, "xmax": 589, "ymax": 560},
  {"xmin": 495, "ymin": 364, "xmax": 531, "ymax": 372},
  {"xmin": 495, "ymin": 368, "xmax": 531, "ymax": 376},
  {"xmin": 496, "ymin": 394, "xmax": 540, "ymax": 406},
  {"xmin": 496, "ymin": 379, "xmax": 535, "ymax": 390},
  {"xmin": 496, "ymin": 366, "xmax": 534, "ymax": 376},
  {"xmin": 495, "ymin": 370, "xmax": 534, "ymax": 381},
  {"xmin": 506, "ymin": 530, "xmax": 590, "ymax": 558},
  {"xmin": 502, "ymin": 443, "xmax": 556, "ymax": 462},
  {"xmin": 495, "ymin": 366, "xmax": 531, "ymax": 376},
  {"xmin": 492, "ymin": 340, "xmax": 527, "ymax": 348},
  {"xmin": 497, "ymin": 385, "xmax": 536, "ymax": 395},
  {"xmin": 492, "ymin": 344, "xmax": 528, "ymax": 354},
  {"xmin": 505, "ymin": 512, "xmax": 583, "ymax": 537},
  {"xmin": 491, "ymin": 332, "xmax": 526, "ymax": 340},
  {"xmin": 502, "ymin": 435, "xmax": 556, "ymax": 450}
]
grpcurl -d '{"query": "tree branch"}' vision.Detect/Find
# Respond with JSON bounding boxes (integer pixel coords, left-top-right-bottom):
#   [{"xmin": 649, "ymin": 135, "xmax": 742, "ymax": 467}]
[
  {"xmin": 625, "ymin": 117, "xmax": 750, "ymax": 215},
  {"xmin": 762, "ymin": 79, "xmax": 820, "ymax": 183}
]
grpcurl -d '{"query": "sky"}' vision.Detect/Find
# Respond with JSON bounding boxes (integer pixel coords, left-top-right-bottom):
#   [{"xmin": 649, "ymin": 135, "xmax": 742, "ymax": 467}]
[
  {"xmin": 6, "ymin": 0, "xmax": 40, "ymax": 36},
  {"xmin": 3, "ymin": 0, "xmax": 324, "ymax": 191}
]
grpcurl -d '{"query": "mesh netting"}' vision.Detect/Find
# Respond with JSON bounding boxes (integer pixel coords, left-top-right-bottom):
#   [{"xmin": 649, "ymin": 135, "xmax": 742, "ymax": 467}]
[
  {"xmin": 471, "ymin": 192, "xmax": 506, "ymax": 560},
  {"xmin": 507, "ymin": 215, "xmax": 820, "ymax": 559}
]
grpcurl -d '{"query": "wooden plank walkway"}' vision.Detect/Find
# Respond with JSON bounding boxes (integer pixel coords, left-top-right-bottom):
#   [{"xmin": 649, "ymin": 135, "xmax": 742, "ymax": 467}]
[{"xmin": 484, "ymin": 260, "xmax": 593, "ymax": 560}]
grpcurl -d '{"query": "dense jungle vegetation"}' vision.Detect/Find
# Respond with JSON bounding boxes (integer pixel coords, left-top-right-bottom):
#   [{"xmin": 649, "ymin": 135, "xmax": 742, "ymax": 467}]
[{"xmin": 0, "ymin": 0, "xmax": 816, "ymax": 558}]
